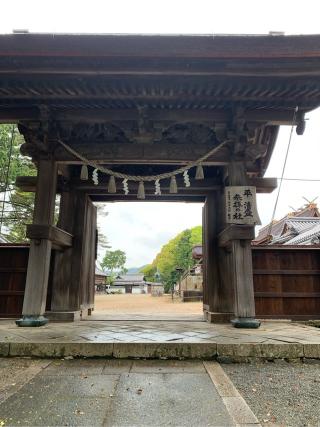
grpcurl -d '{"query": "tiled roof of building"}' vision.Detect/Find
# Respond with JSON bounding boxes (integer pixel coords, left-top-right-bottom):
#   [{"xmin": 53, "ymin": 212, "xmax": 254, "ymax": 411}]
[
  {"xmin": 284, "ymin": 222, "xmax": 320, "ymax": 245},
  {"xmin": 114, "ymin": 274, "xmax": 145, "ymax": 283},
  {"xmin": 271, "ymin": 217, "xmax": 320, "ymax": 244},
  {"xmin": 95, "ymin": 266, "xmax": 108, "ymax": 277},
  {"xmin": 254, "ymin": 204, "xmax": 320, "ymax": 245}
]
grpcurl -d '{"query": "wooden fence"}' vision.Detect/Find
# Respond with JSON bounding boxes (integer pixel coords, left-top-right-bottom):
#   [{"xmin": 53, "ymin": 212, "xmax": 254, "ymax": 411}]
[
  {"xmin": 253, "ymin": 246, "xmax": 320, "ymax": 320},
  {"xmin": 0, "ymin": 244, "xmax": 29, "ymax": 318},
  {"xmin": 0, "ymin": 243, "xmax": 95, "ymax": 318},
  {"xmin": 1, "ymin": 244, "xmax": 319, "ymax": 320}
]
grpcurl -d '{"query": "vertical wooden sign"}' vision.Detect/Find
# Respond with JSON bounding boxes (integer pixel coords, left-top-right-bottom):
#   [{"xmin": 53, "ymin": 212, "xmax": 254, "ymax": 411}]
[{"xmin": 225, "ymin": 186, "xmax": 261, "ymax": 225}]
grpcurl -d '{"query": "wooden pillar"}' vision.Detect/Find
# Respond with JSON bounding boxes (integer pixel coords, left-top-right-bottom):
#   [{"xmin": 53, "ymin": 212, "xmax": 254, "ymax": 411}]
[
  {"xmin": 68, "ymin": 192, "xmax": 89, "ymax": 311},
  {"xmin": 203, "ymin": 193, "xmax": 221, "ymax": 320},
  {"xmin": 49, "ymin": 191, "xmax": 96, "ymax": 320},
  {"xmin": 203, "ymin": 191, "xmax": 235, "ymax": 323},
  {"xmin": 16, "ymin": 159, "xmax": 57, "ymax": 326},
  {"xmin": 50, "ymin": 190, "xmax": 76, "ymax": 314},
  {"xmin": 227, "ymin": 161, "xmax": 260, "ymax": 328}
]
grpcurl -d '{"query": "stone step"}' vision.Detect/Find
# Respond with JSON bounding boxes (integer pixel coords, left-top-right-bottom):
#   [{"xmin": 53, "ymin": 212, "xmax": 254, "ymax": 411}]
[{"xmin": 1, "ymin": 341, "xmax": 319, "ymax": 361}]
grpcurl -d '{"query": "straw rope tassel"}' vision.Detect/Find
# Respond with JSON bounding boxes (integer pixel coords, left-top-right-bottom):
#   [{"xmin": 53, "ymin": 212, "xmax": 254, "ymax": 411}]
[
  {"xmin": 80, "ymin": 164, "xmax": 88, "ymax": 180},
  {"xmin": 137, "ymin": 181, "xmax": 145, "ymax": 199},
  {"xmin": 169, "ymin": 176, "xmax": 178, "ymax": 193},
  {"xmin": 108, "ymin": 175, "xmax": 117, "ymax": 193},
  {"xmin": 195, "ymin": 163, "xmax": 204, "ymax": 180}
]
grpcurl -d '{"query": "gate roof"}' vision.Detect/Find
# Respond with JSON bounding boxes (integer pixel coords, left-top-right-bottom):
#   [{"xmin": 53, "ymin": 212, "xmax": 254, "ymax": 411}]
[{"xmin": 1, "ymin": 33, "xmax": 320, "ymax": 183}]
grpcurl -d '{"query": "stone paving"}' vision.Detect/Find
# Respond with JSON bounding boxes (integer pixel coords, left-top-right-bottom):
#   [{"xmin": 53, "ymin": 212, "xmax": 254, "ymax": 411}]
[
  {"xmin": 1, "ymin": 319, "xmax": 320, "ymax": 344},
  {"xmin": 0, "ymin": 319, "xmax": 319, "ymax": 359},
  {"xmin": 0, "ymin": 359, "xmax": 241, "ymax": 426}
]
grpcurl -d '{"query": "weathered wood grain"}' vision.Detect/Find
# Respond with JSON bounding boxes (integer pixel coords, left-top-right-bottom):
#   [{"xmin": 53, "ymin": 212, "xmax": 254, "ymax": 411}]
[
  {"xmin": 218, "ymin": 225, "xmax": 255, "ymax": 248},
  {"xmin": 22, "ymin": 159, "xmax": 57, "ymax": 316},
  {"xmin": 26, "ymin": 224, "xmax": 73, "ymax": 248}
]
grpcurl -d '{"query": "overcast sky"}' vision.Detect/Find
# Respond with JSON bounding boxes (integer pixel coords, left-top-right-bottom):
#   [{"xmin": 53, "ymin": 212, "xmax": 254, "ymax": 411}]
[{"xmin": 1, "ymin": 0, "xmax": 320, "ymax": 267}]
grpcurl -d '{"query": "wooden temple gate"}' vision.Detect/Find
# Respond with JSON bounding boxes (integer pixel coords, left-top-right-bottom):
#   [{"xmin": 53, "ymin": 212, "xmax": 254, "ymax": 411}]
[{"xmin": 1, "ymin": 33, "xmax": 320, "ymax": 327}]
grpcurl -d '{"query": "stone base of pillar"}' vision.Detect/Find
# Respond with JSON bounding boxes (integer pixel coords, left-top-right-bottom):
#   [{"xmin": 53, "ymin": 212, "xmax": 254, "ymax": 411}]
[
  {"xmin": 79, "ymin": 306, "xmax": 94, "ymax": 319},
  {"xmin": 45, "ymin": 311, "xmax": 81, "ymax": 322},
  {"xmin": 15, "ymin": 315, "xmax": 49, "ymax": 327},
  {"xmin": 231, "ymin": 317, "xmax": 261, "ymax": 328},
  {"xmin": 204, "ymin": 311, "xmax": 234, "ymax": 323}
]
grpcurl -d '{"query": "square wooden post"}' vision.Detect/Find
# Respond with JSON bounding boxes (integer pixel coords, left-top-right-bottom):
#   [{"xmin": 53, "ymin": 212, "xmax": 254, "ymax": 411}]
[
  {"xmin": 203, "ymin": 191, "xmax": 235, "ymax": 323},
  {"xmin": 49, "ymin": 190, "xmax": 77, "ymax": 315},
  {"xmin": 203, "ymin": 193, "xmax": 223, "ymax": 320},
  {"xmin": 49, "ymin": 191, "xmax": 96, "ymax": 320},
  {"xmin": 228, "ymin": 161, "xmax": 260, "ymax": 328},
  {"xmin": 16, "ymin": 159, "xmax": 57, "ymax": 327}
]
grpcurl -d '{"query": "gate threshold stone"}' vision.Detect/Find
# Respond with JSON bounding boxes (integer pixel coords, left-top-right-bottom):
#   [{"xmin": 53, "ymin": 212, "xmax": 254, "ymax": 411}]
[
  {"xmin": 1, "ymin": 341, "xmax": 320, "ymax": 361},
  {"xmin": 0, "ymin": 320, "xmax": 320, "ymax": 360}
]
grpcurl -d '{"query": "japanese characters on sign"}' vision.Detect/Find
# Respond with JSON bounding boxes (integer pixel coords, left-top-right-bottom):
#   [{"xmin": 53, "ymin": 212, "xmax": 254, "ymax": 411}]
[{"xmin": 225, "ymin": 186, "xmax": 261, "ymax": 225}]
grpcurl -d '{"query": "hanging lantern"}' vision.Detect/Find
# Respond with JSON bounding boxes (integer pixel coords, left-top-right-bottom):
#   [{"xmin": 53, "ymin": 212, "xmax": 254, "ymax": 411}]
[
  {"xmin": 108, "ymin": 175, "xmax": 116, "ymax": 193},
  {"xmin": 137, "ymin": 181, "xmax": 145, "ymax": 199},
  {"xmin": 80, "ymin": 164, "xmax": 88, "ymax": 181},
  {"xmin": 169, "ymin": 176, "xmax": 178, "ymax": 194}
]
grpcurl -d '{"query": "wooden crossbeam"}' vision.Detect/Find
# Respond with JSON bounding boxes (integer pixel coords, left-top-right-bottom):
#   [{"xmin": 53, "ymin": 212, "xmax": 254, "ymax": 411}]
[
  {"xmin": 16, "ymin": 175, "xmax": 277, "ymax": 194},
  {"xmin": 26, "ymin": 224, "xmax": 73, "ymax": 249},
  {"xmin": 90, "ymin": 194, "xmax": 206, "ymax": 203},
  {"xmin": 218, "ymin": 225, "xmax": 255, "ymax": 248},
  {"xmin": 52, "ymin": 143, "xmax": 231, "ymax": 165},
  {"xmin": 1, "ymin": 34, "xmax": 320, "ymax": 60},
  {"xmin": 0, "ymin": 107, "xmax": 299, "ymax": 125}
]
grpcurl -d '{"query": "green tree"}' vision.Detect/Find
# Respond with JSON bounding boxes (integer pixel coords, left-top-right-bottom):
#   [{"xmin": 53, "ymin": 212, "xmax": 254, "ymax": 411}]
[
  {"xmin": 101, "ymin": 249, "xmax": 127, "ymax": 275},
  {"xmin": 0, "ymin": 125, "xmax": 34, "ymax": 189},
  {"xmin": 140, "ymin": 264, "xmax": 157, "ymax": 282},
  {"xmin": 96, "ymin": 204, "xmax": 111, "ymax": 251},
  {"xmin": 0, "ymin": 124, "xmax": 36, "ymax": 241},
  {"xmin": 150, "ymin": 226, "xmax": 202, "ymax": 292},
  {"xmin": 2, "ymin": 191, "xmax": 35, "ymax": 241}
]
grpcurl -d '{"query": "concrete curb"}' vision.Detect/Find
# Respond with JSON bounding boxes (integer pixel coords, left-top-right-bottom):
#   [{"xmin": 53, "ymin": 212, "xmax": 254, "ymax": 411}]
[
  {"xmin": 204, "ymin": 361, "xmax": 261, "ymax": 426},
  {"xmin": 1, "ymin": 341, "xmax": 320, "ymax": 360}
]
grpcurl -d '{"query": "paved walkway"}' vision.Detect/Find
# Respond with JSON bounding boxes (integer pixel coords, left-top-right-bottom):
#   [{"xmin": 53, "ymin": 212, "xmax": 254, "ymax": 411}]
[
  {"xmin": 0, "ymin": 320, "xmax": 319, "ymax": 360},
  {"xmin": 0, "ymin": 358, "xmax": 259, "ymax": 426}
]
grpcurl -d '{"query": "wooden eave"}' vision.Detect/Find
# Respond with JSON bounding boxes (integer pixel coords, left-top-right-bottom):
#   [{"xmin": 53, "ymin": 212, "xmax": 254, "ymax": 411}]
[
  {"xmin": 0, "ymin": 33, "xmax": 320, "ymax": 177},
  {"xmin": 1, "ymin": 33, "xmax": 320, "ymax": 60}
]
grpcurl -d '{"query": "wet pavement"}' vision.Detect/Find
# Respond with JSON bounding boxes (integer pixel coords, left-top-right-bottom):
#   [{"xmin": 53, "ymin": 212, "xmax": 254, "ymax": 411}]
[
  {"xmin": 0, "ymin": 359, "xmax": 237, "ymax": 427},
  {"xmin": 1, "ymin": 319, "xmax": 319, "ymax": 344},
  {"xmin": 0, "ymin": 356, "xmax": 319, "ymax": 426}
]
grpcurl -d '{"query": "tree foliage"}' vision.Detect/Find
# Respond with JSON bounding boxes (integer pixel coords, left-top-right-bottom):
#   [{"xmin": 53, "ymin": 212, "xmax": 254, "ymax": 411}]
[
  {"xmin": 140, "ymin": 264, "xmax": 157, "ymax": 282},
  {"xmin": 0, "ymin": 124, "xmax": 36, "ymax": 242},
  {"xmin": 144, "ymin": 225, "xmax": 202, "ymax": 292},
  {"xmin": 96, "ymin": 204, "xmax": 111, "ymax": 251},
  {"xmin": 0, "ymin": 125, "xmax": 35, "ymax": 190},
  {"xmin": 101, "ymin": 249, "xmax": 127, "ymax": 274}
]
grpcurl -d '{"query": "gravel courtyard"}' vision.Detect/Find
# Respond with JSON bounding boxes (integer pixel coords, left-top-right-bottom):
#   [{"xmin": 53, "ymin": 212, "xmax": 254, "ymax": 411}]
[
  {"xmin": 93, "ymin": 294, "xmax": 203, "ymax": 320},
  {"xmin": 223, "ymin": 360, "xmax": 320, "ymax": 426}
]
